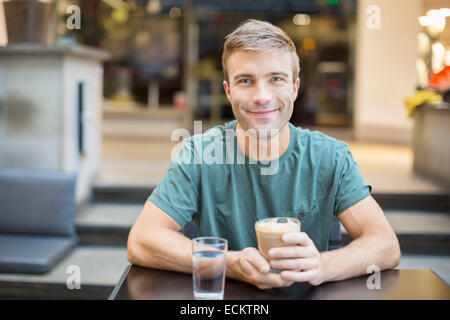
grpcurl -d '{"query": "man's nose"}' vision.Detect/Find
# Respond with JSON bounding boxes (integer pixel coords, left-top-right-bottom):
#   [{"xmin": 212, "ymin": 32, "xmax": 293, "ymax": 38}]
[{"xmin": 251, "ymin": 82, "xmax": 272, "ymax": 105}]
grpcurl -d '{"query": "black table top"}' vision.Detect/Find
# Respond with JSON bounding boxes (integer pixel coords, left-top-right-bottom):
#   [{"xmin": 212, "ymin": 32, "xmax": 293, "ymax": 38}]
[{"xmin": 109, "ymin": 265, "xmax": 450, "ymax": 300}]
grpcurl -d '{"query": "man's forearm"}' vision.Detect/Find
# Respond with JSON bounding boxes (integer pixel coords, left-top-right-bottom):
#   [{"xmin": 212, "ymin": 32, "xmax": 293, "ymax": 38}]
[
  {"xmin": 320, "ymin": 234, "xmax": 401, "ymax": 284},
  {"xmin": 128, "ymin": 228, "xmax": 193, "ymax": 274}
]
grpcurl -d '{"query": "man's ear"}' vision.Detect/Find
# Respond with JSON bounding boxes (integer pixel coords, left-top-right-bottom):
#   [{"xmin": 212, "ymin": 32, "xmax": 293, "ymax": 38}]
[
  {"xmin": 293, "ymin": 77, "xmax": 300, "ymax": 100},
  {"xmin": 223, "ymin": 80, "xmax": 231, "ymax": 100}
]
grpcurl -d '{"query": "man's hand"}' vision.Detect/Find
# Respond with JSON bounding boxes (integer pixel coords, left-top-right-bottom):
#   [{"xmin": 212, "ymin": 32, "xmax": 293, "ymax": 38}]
[
  {"xmin": 226, "ymin": 247, "xmax": 294, "ymax": 290},
  {"xmin": 268, "ymin": 232, "xmax": 325, "ymax": 286}
]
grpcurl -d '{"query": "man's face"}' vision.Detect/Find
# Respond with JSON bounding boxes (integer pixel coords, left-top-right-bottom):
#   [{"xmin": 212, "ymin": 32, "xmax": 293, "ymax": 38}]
[{"xmin": 223, "ymin": 49, "xmax": 300, "ymax": 137}]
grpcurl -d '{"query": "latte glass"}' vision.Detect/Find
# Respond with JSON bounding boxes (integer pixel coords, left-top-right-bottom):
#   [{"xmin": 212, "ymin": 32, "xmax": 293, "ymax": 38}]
[{"xmin": 255, "ymin": 217, "xmax": 301, "ymax": 261}]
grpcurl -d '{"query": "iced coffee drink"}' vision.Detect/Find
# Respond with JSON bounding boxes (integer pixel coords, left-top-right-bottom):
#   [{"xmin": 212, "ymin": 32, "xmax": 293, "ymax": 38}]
[{"xmin": 254, "ymin": 217, "xmax": 301, "ymax": 260}]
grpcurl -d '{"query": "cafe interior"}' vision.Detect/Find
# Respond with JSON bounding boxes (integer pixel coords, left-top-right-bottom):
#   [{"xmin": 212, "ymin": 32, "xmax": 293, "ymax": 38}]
[{"xmin": 0, "ymin": 0, "xmax": 449, "ymax": 299}]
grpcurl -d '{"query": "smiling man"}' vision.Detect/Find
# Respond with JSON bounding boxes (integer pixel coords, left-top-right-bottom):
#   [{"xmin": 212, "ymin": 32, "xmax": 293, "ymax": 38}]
[{"xmin": 127, "ymin": 19, "xmax": 401, "ymax": 289}]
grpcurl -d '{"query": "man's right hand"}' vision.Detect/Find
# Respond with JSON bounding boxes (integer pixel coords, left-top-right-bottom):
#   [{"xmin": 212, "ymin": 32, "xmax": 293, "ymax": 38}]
[{"xmin": 226, "ymin": 247, "xmax": 294, "ymax": 290}]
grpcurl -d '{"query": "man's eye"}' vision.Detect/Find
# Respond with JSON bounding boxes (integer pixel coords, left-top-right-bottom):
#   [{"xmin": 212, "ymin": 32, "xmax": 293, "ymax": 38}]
[
  {"xmin": 272, "ymin": 77, "xmax": 283, "ymax": 82},
  {"xmin": 239, "ymin": 79, "xmax": 251, "ymax": 84}
]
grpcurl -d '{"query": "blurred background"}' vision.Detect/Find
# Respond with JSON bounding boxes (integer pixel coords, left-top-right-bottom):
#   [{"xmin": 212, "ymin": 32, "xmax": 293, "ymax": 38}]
[{"xmin": 0, "ymin": 0, "xmax": 449, "ymax": 299}]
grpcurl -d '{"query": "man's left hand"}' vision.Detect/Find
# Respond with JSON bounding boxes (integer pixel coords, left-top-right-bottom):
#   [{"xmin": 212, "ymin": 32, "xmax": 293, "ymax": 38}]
[{"xmin": 268, "ymin": 232, "xmax": 326, "ymax": 286}]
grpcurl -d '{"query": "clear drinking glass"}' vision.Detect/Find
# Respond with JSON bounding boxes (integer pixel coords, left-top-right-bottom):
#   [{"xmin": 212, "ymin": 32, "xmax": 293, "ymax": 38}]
[{"xmin": 192, "ymin": 237, "xmax": 228, "ymax": 300}]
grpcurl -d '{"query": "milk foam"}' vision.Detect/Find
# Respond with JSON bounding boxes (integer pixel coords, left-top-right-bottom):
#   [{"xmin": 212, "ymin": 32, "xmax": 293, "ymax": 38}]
[{"xmin": 255, "ymin": 218, "xmax": 299, "ymax": 232}]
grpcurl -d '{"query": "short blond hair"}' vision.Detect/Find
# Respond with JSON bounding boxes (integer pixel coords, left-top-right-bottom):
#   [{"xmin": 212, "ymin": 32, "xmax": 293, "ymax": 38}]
[{"xmin": 222, "ymin": 19, "xmax": 300, "ymax": 83}]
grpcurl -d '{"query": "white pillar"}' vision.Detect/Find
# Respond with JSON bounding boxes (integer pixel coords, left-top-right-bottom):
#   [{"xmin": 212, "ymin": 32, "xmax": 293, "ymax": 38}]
[{"xmin": 354, "ymin": 0, "xmax": 422, "ymax": 145}]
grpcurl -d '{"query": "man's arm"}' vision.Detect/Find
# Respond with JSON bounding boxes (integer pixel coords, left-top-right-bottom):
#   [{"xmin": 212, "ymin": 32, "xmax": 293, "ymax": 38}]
[
  {"xmin": 320, "ymin": 195, "xmax": 401, "ymax": 283},
  {"xmin": 268, "ymin": 195, "xmax": 401, "ymax": 285},
  {"xmin": 127, "ymin": 200, "xmax": 193, "ymax": 274}
]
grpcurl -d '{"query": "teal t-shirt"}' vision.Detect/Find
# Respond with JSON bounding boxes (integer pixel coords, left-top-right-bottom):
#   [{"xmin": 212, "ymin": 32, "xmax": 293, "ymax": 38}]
[{"xmin": 149, "ymin": 120, "xmax": 371, "ymax": 252}]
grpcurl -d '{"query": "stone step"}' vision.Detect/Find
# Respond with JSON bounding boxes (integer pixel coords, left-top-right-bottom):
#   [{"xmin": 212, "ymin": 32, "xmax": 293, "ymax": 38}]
[
  {"xmin": 341, "ymin": 210, "xmax": 450, "ymax": 235},
  {"xmin": 75, "ymin": 203, "xmax": 142, "ymax": 246},
  {"xmin": 92, "ymin": 185, "xmax": 450, "ymax": 212},
  {"xmin": 341, "ymin": 210, "xmax": 450, "ymax": 255},
  {"xmin": 371, "ymin": 193, "xmax": 449, "ymax": 212},
  {"xmin": 0, "ymin": 281, "xmax": 113, "ymax": 300},
  {"xmin": 0, "ymin": 246, "xmax": 128, "ymax": 299},
  {"xmin": 92, "ymin": 186, "xmax": 153, "ymax": 203}
]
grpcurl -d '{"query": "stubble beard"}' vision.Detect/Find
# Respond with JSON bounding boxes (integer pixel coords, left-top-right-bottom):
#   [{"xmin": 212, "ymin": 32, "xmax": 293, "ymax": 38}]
[{"xmin": 234, "ymin": 103, "xmax": 292, "ymax": 140}]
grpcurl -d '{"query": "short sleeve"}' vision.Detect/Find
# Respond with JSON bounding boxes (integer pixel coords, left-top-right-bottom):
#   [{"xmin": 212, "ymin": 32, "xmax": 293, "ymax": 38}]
[
  {"xmin": 334, "ymin": 144, "xmax": 372, "ymax": 215},
  {"xmin": 148, "ymin": 137, "xmax": 201, "ymax": 228}
]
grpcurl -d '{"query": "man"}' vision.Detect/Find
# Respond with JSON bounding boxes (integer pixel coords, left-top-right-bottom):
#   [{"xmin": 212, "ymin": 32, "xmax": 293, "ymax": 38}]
[{"xmin": 127, "ymin": 19, "xmax": 401, "ymax": 289}]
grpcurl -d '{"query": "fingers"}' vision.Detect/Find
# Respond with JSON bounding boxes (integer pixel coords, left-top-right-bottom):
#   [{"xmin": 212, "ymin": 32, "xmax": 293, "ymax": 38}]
[
  {"xmin": 268, "ymin": 232, "xmax": 317, "ymax": 259},
  {"xmin": 268, "ymin": 245, "xmax": 315, "ymax": 259},
  {"xmin": 281, "ymin": 232, "xmax": 313, "ymax": 246},
  {"xmin": 241, "ymin": 247, "xmax": 270, "ymax": 274},
  {"xmin": 264, "ymin": 232, "xmax": 322, "ymax": 285},
  {"xmin": 255, "ymin": 272, "xmax": 294, "ymax": 290},
  {"xmin": 280, "ymin": 269, "xmax": 318, "ymax": 284},
  {"xmin": 270, "ymin": 257, "xmax": 318, "ymax": 271},
  {"xmin": 240, "ymin": 248, "xmax": 293, "ymax": 289}
]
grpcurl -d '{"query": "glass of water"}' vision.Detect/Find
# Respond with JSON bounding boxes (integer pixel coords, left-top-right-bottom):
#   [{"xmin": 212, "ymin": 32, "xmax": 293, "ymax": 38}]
[{"xmin": 192, "ymin": 237, "xmax": 228, "ymax": 300}]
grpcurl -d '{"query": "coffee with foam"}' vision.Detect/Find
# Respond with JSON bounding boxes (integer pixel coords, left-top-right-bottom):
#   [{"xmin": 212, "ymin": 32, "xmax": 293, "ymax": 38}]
[{"xmin": 254, "ymin": 217, "xmax": 301, "ymax": 261}]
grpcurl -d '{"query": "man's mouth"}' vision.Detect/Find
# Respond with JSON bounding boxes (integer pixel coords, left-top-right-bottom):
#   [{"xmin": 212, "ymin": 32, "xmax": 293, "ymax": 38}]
[{"xmin": 247, "ymin": 108, "xmax": 279, "ymax": 116}]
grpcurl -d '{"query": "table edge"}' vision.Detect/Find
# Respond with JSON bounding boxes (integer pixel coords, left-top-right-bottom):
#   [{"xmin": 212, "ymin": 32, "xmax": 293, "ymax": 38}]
[
  {"xmin": 430, "ymin": 269, "xmax": 450, "ymax": 286},
  {"xmin": 107, "ymin": 267, "xmax": 449, "ymax": 300},
  {"xmin": 108, "ymin": 264, "xmax": 131, "ymax": 300}
]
